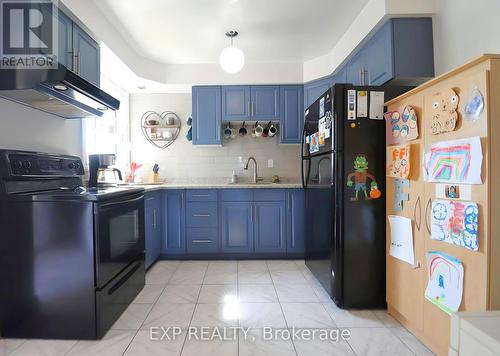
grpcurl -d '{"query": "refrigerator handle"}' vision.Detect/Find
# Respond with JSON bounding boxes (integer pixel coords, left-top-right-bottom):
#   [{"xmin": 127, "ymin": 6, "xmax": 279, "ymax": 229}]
[{"xmin": 301, "ymin": 123, "xmax": 310, "ymax": 189}]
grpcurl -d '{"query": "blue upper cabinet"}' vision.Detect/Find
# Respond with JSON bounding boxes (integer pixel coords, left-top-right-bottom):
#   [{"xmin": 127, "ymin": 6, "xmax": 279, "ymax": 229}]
[
  {"xmin": 287, "ymin": 189, "xmax": 305, "ymax": 254},
  {"xmin": 332, "ymin": 66, "xmax": 347, "ymax": 84},
  {"xmin": 162, "ymin": 190, "xmax": 186, "ymax": 255},
  {"xmin": 222, "ymin": 86, "xmax": 251, "ymax": 120},
  {"xmin": 346, "ymin": 49, "xmax": 366, "ymax": 86},
  {"xmin": 279, "ymin": 85, "xmax": 304, "ymax": 144},
  {"xmin": 363, "ymin": 20, "xmax": 393, "ymax": 85},
  {"xmin": 254, "ymin": 201, "xmax": 286, "ymax": 253},
  {"xmin": 56, "ymin": 11, "xmax": 73, "ymax": 69},
  {"xmin": 192, "ymin": 86, "xmax": 222, "ymax": 145},
  {"xmin": 221, "ymin": 201, "xmax": 254, "ymax": 253},
  {"xmin": 251, "ymin": 86, "xmax": 280, "ymax": 120},
  {"xmin": 303, "ymin": 76, "xmax": 334, "ymax": 109},
  {"xmin": 72, "ymin": 24, "xmax": 100, "ymax": 86}
]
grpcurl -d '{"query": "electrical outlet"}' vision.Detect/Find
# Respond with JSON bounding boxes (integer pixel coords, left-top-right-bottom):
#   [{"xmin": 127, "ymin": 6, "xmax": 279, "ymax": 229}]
[{"xmin": 268, "ymin": 159, "xmax": 274, "ymax": 168}]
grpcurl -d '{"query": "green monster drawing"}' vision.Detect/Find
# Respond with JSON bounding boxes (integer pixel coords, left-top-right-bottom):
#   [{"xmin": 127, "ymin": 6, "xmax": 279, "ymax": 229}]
[{"xmin": 346, "ymin": 154, "xmax": 380, "ymax": 201}]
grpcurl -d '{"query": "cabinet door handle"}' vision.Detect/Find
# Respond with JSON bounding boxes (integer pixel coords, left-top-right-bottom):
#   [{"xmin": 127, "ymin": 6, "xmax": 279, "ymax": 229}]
[
  {"xmin": 359, "ymin": 68, "xmax": 363, "ymax": 85},
  {"xmin": 153, "ymin": 209, "xmax": 157, "ymax": 229},
  {"xmin": 192, "ymin": 194, "xmax": 209, "ymax": 197},
  {"xmin": 192, "ymin": 240, "xmax": 212, "ymax": 244},
  {"xmin": 424, "ymin": 198, "xmax": 432, "ymax": 235},
  {"xmin": 288, "ymin": 192, "xmax": 292, "ymax": 209},
  {"xmin": 181, "ymin": 192, "xmax": 184, "ymax": 209},
  {"xmin": 250, "ymin": 206, "xmax": 254, "ymax": 222},
  {"xmin": 413, "ymin": 196, "xmax": 421, "ymax": 231},
  {"xmin": 75, "ymin": 51, "xmax": 81, "ymax": 74},
  {"xmin": 193, "ymin": 214, "xmax": 210, "ymax": 217},
  {"xmin": 247, "ymin": 101, "xmax": 251, "ymax": 116}
]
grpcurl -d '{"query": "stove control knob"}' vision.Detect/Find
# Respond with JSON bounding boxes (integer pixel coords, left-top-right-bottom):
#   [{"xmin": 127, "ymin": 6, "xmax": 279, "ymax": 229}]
[
  {"xmin": 13, "ymin": 160, "xmax": 22, "ymax": 169},
  {"xmin": 68, "ymin": 162, "xmax": 76, "ymax": 169},
  {"xmin": 74, "ymin": 162, "xmax": 81, "ymax": 169},
  {"xmin": 23, "ymin": 160, "xmax": 32, "ymax": 169}
]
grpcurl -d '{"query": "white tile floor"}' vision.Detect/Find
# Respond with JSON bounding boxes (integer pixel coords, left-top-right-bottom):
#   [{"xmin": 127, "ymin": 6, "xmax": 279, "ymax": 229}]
[{"xmin": 0, "ymin": 260, "xmax": 434, "ymax": 356}]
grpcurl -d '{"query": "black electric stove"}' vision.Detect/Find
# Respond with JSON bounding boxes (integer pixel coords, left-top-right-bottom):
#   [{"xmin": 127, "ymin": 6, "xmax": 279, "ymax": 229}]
[{"xmin": 0, "ymin": 149, "xmax": 145, "ymax": 339}]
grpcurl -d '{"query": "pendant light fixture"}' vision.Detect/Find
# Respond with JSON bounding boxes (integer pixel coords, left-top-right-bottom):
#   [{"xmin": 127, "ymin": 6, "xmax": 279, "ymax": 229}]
[{"xmin": 219, "ymin": 30, "xmax": 245, "ymax": 74}]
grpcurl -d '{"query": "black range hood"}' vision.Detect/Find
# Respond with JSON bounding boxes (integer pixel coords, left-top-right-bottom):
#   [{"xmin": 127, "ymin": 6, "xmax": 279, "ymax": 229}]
[{"xmin": 0, "ymin": 65, "xmax": 120, "ymax": 119}]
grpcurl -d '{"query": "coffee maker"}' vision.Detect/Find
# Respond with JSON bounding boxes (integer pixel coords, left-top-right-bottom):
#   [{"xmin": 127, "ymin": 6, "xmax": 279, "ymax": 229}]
[{"xmin": 88, "ymin": 154, "xmax": 123, "ymax": 188}]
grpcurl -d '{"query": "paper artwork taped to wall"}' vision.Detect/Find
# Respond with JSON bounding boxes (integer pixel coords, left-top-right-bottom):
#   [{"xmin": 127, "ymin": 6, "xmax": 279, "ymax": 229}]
[
  {"xmin": 425, "ymin": 251, "xmax": 464, "ymax": 314},
  {"xmin": 394, "ymin": 179, "xmax": 410, "ymax": 212},
  {"xmin": 385, "ymin": 105, "xmax": 419, "ymax": 144},
  {"xmin": 423, "ymin": 136, "xmax": 482, "ymax": 184},
  {"xmin": 430, "ymin": 87, "xmax": 460, "ymax": 134},
  {"xmin": 431, "ymin": 199, "xmax": 479, "ymax": 251},
  {"xmin": 387, "ymin": 144, "xmax": 410, "ymax": 179},
  {"xmin": 463, "ymin": 86, "xmax": 484, "ymax": 121}
]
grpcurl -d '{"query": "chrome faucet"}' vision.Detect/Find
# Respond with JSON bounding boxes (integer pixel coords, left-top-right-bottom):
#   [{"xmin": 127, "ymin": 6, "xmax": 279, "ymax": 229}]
[{"xmin": 244, "ymin": 157, "xmax": 263, "ymax": 184}]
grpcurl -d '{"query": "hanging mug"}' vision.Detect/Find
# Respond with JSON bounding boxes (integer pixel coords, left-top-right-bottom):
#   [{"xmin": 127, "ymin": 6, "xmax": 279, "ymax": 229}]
[
  {"xmin": 262, "ymin": 121, "xmax": 271, "ymax": 137},
  {"xmin": 239, "ymin": 121, "xmax": 247, "ymax": 136},
  {"xmin": 254, "ymin": 122, "xmax": 264, "ymax": 137},
  {"xmin": 223, "ymin": 123, "xmax": 233, "ymax": 139},
  {"xmin": 268, "ymin": 123, "xmax": 278, "ymax": 137}
]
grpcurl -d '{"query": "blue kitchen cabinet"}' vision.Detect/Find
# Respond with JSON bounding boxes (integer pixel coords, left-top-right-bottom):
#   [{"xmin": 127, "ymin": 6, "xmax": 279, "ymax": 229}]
[
  {"xmin": 287, "ymin": 189, "xmax": 305, "ymax": 254},
  {"xmin": 346, "ymin": 49, "xmax": 366, "ymax": 85},
  {"xmin": 251, "ymin": 86, "xmax": 280, "ymax": 120},
  {"xmin": 57, "ymin": 11, "xmax": 73, "ymax": 69},
  {"xmin": 332, "ymin": 66, "xmax": 347, "ymax": 84},
  {"xmin": 254, "ymin": 201, "xmax": 287, "ymax": 253},
  {"xmin": 72, "ymin": 24, "xmax": 100, "ymax": 86},
  {"xmin": 222, "ymin": 86, "xmax": 251, "ymax": 120},
  {"xmin": 145, "ymin": 191, "xmax": 162, "ymax": 269},
  {"xmin": 162, "ymin": 190, "xmax": 186, "ymax": 254},
  {"xmin": 363, "ymin": 20, "xmax": 393, "ymax": 85},
  {"xmin": 303, "ymin": 75, "xmax": 334, "ymax": 109},
  {"xmin": 279, "ymin": 85, "xmax": 304, "ymax": 144},
  {"xmin": 192, "ymin": 86, "xmax": 222, "ymax": 145},
  {"xmin": 221, "ymin": 201, "xmax": 254, "ymax": 253}
]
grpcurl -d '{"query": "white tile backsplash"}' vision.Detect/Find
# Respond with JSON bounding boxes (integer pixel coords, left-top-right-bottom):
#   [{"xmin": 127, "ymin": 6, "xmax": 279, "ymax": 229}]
[{"xmin": 130, "ymin": 93, "xmax": 301, "ymax": 182}]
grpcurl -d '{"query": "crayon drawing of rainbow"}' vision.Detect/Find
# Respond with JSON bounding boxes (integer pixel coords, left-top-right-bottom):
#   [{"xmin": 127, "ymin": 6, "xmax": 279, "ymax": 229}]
[
  {"xmin": 424, "ymin": 136, "xmax": 482, "ymax": 184},
  {"xmin": 428, "ymin": 144, "xmax": 471, "ymax": 181},
  {"xmin": 424, "ymin": 251, "xmax": 464, "ymax": 314}
]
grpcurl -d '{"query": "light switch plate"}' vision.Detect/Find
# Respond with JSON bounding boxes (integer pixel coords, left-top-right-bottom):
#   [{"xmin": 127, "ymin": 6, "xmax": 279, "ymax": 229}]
[{"xmin": 268, "ymin": 159, "xmax": 274, "ymax": 168}]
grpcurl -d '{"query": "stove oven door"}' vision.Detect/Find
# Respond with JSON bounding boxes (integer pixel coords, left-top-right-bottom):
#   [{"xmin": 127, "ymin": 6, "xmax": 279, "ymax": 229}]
[{"xmin": 95, "ymin": 192, "xmax": 145, "ymax": 288}]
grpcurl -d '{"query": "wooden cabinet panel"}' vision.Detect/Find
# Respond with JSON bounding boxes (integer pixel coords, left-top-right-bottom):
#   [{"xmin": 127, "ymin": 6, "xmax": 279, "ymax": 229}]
[
  {"xmin": 251, "ymin": 86, "xmax": 280, "ymax": 120},
  {"xmin": 73, "ymin": 24, "xmax": 100, "ymax": 86},
  {"xmin": 221, "ymin": 201, "xmax": 254, "ymax": 253},
  {"xmin": 279, "ymin": 85, "xmax": 304, "ymax": 144},
  {"xmin": 254, "ymin": 201, "xmax": 286, "ymax": 253},
  {"xmin": 222, "ymin": 86, "xmax": 251, "ymax": 120},
  {"xmin": 192, "ymin": 86, "xmax": 222, "ymax": 145},
  {"xmin": 162, "ymin": 190, "xmax": 186, "ymax": 254}
]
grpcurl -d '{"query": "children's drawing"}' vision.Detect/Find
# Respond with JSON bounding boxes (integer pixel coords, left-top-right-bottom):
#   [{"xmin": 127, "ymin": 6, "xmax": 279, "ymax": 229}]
[
  {"xmin": 431, "ymin": 199, "xmax": 479, "ymax": 251},
  {"xmin": 463, "ymin": 86, "xmax": 484, "ymax": 121},
  {"xmin": 430, "ymin": 88, "xmax": 460, "ymax": 134},
  {"xmin": 394, "ymin": 179, "xmax": 410, "ymax": 212},
  {"xmin": 387, "ymin": 144, "xmax": 410, "ymax": 179},
  {"xmin": 423, "ymin": 136, "xmax": 482, "ymax": 184},
  {"xmin": 385, "ymin": 105, "xmax": 419, "ymax": 144},
  {"xmin": 425, "ymin": 251, "xmax": 464, "ymax": 314},
  {"xmin": 346, "ymin": 154, "xmax": 380, "ymax": 201},
  {"xmin": 388, "ymin": 215, "xmax": 414, "ymax": 265},
  {"xmin": 309, "ymin": 132, "xmax": 319, "ymax": 154}
]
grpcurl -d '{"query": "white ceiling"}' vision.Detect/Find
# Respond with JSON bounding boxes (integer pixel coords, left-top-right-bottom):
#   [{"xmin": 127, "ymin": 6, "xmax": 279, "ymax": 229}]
[{"xmin": 96, "ymin": 0, "xmax": 369, "ymax": 65}]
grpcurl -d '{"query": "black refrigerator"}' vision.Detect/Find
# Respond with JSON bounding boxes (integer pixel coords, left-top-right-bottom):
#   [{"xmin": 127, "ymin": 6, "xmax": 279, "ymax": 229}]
[{"xmin": 302, "ymin": 84, "xmax": 409, "ymax": 309}]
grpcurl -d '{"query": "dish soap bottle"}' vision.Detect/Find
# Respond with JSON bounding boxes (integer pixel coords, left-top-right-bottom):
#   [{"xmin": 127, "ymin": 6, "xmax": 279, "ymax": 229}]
[{"xmin": 231, "ymin": 170, "xmax": 238, "ymax": 184}]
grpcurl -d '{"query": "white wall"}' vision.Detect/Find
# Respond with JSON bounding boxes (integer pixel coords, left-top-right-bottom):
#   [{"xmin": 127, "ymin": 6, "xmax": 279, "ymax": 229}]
[
  {"xmin": 432, "ymin": 0, "xmax": 500, "ymax": 75},
  {"xmin": 130, "ymin": 93, "xmax": 301, "ymax": 182},
  {"xmin": 0, "ymin": 99, "xmax": 82, "ymax": 155}
]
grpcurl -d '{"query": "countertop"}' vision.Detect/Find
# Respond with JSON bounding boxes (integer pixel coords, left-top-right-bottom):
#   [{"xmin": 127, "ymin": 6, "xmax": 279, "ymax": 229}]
[{"xmin": 121, "ymin": 178, "xmax": 302, "ymax": 191}]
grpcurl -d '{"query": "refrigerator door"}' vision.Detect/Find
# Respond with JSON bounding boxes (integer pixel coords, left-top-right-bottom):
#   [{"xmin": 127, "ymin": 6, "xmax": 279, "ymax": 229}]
[
  {"xmin": 340, "ymin": 85, "xmax": 387, "ymax": 308},
  {"xmin": 304, "ymin": 88, "xmax": 334, "ymax": 156},
  {"xmin": 305, "ymin": 153, "xmax": 334, "ymax": 297}
]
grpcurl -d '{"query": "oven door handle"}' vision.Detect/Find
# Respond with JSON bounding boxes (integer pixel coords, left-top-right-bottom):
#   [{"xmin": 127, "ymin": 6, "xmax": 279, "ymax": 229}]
[{"xmin": 98, "ymin": 194, "xmax": 144, "ymax": 209}]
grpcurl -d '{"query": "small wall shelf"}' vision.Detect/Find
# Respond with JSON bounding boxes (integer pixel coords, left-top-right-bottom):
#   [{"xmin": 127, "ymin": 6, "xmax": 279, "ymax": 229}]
[{"xmin": 141, "ymin": 111, "xmax": 181, "ymax": 149}]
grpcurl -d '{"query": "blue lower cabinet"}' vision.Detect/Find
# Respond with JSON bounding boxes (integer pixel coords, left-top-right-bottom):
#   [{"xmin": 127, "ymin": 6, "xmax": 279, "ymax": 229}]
[
  {"xmin": 145, "ymin": 191, "xmax": 162, "ymax": 268},
  {"xmin": 186, "ymin": 202, "xmax": 218, "ymax": 228},
  {"xmin": 287, "ymin": 189, "xmax": 305, "ymax": 254},
  {"xmin": 221, "ymin": 201, "xmax": 254, "ymax": 253},
  {"xmin": 162, "ymin": 190, "xmax": 186, "ymax": 254},
  {"xmin": 254, "ymin": 201, "xmax": 287, "ymax": 253}
]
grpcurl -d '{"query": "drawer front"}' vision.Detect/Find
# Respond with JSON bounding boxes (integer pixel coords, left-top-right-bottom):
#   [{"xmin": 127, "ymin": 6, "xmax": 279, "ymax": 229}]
[
  {"xmin": 186, "ymin": 190, "xmax": 218, "ymax": 202},
  {"xmin": 221, "ymin": 189, "xmax": 253, "ymax": 201},
  {"xmin": 253, "ymin": 189, "xmax": 286, "ymax": 201},
  {"xmin": 186, "ymin": 228, "xmax": 219, "ymax": 254},
  {"xmin": 186, "ymin": 202, "xmax": 218, "ymax": 227}
]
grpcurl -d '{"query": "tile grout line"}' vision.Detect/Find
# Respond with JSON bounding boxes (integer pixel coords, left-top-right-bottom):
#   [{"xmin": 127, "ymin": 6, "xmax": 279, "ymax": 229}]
[
  {"xmin": 266, "ymin": 260, "xmax": 300, "ymax": 356},
  {"xmin": 121, "ymin": 260, "xmax": 183, "ymax": 356},
  {"xmin": 178, "ymin": 260, "xmax": 209, "ymax": 356}
]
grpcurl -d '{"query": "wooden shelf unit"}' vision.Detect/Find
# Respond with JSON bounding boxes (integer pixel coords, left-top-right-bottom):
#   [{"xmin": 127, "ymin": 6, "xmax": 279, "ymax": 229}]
[{"xmin": 385, "ymin": 54, "xmax": 500, "ymax": 356}]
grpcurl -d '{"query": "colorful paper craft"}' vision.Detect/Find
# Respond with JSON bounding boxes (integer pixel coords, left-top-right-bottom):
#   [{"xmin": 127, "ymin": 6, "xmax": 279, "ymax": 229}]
[
  {"xmin": 431, "ymin": 199, "xmax": 479, "ymax": 251},
  {"xmin": 385, "ymin": 105, "xmax": 419, "ymax": 144},
  {"xmin": 425, "ymin": 251, "xmax": 464, "ymax": 314},
  {"xmin": 388, "ymin": 215, "xmax": 414, "ymax": 265},
  {"xmin": 423, "ymin": 136, "xmax": 482, "ymax": 184},
  {"xmin": 387, "ymin": 144, "xmax": 410, "ymax": 179},
  {"xmin": 430, "ymin": 88, "xmax": 460, "ymax": 134},
  {"xmin": 464, "ymin": 86, "xmax": 484, "ymax": 121},
  {"xmin": 394, "ymin": 179, "xmax": 410, "ymax": 212}
]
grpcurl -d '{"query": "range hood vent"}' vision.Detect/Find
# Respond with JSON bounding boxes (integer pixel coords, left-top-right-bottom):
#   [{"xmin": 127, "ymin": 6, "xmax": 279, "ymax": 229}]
[{"xmin": 0, "ymin": 65, "xmax": 120, "ymax": 119}]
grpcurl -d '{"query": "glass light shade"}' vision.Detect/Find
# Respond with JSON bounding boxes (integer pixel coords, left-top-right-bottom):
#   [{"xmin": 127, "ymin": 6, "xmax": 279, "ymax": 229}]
[{"xmin": 219, "ymin": 45, "xmax": 245, "ymax": 74}]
